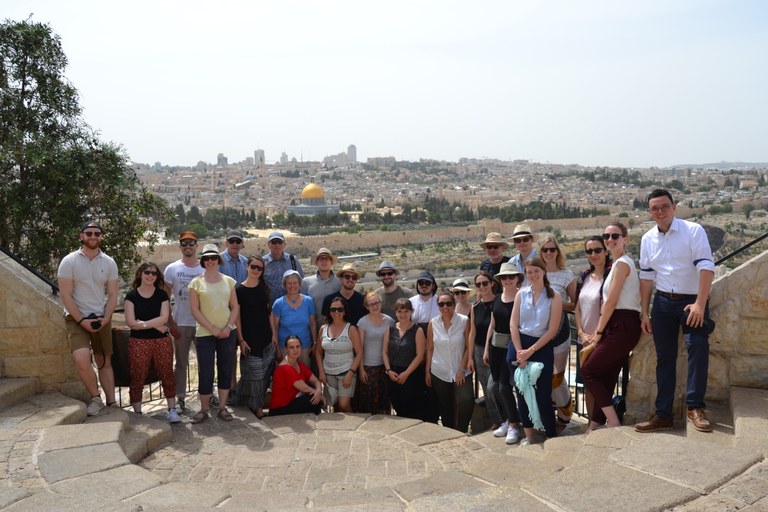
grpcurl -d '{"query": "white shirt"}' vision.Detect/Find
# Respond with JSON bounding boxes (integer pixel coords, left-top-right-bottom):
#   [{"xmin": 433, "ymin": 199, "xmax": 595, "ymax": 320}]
[
  {"xmin": 410, "ymin": 294, "xmax": 438, "ymax": 325},
  {"xmin": 429, "ymin": 312, "xmax": 470, "ymax": 382},
  {"xmin": 603, "ymin": 255, "xmax": 641, "ymax": 312},
  {"xmin": 57, "ymin": 249, "xmax": 118, "ymax": 317},
  {"xmin": 639, "ymin": 217, "xmax": 715, "ymax": 295},
  {"xmin": 164, "ymin": 259, "xmax": 205, "ymax": 327}
]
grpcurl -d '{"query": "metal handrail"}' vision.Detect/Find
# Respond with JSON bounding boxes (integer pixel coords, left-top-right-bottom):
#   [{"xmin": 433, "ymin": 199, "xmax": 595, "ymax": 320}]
[
  {"xmin": 715, "ymin": 230, "xmax": 768, "ymax": 266},
  {"xmin": 0, "ymin": 244, "xmax": 59, "ymax": 296}
]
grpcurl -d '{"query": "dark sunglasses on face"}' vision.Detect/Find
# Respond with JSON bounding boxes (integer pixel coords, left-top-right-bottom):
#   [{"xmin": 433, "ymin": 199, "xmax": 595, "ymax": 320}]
[
  {"xmin": 379, "ymin": 271, "xmax": 394, "ymax": 277},
  {"xmin": 341, "ymin": 274, "xmax": 357, "ymax": 280},
  {"xmin": 417, "ymin": 281, "xmax": 432, "ymax": 286},
  {"xmin": 227, "ymin": 238, "xmax": 243, "ymax": 244},
  {"xmin": 329, "ymin": 307, "xmax": 345, "ymax": 313},
  {"xmin": 485, "ymin": 244, "xmax": 501, "ymax": 250},
  {"xmin": 541, "ymin": 247, "xmax": 558, "ymax": 253},
  {"xmin": 142, "ymin": 270, "xmax": 159, "ymax": 276},
  {"xmin": 83, "ymin": 231, "xmax": 102, "ymax": 237},
  {"xmin": 454, "ymin": 290, "xmax": 468, "ymax": 295},
  {"xmin": 201, "ymin": 255, "xmax": 218, "ymax": 262},
  {"xmin": 269, "ymin": 239, "xmax": 284, "ymax": 245},
  {"xmin": 475, "ymin": 281, "xmax": 491, "ymax": 287},
  {"xmin": 514, "ymin": 236, "xmax": 532, "ymax": 243},
  {"xmin": 499, "ymin": 275, "xmax": 517, "ymax": 281},
  {"xmin": 437, "ymin": 301, "xmax": 454, "ymax": 308},
  {"xmin": 602, "ymin": 233, "xmax": 622, "ymax": 241},
  {"xmin": 180, "ymin": 240, "xmax": 197, "ymax": 247},
  {"xmin": 585, "ymin": 248, "xmax": 605, "ymax": 255},
  {"xmin": 249, "ymin": 264, "xmax": 264, "ymax": 271}
]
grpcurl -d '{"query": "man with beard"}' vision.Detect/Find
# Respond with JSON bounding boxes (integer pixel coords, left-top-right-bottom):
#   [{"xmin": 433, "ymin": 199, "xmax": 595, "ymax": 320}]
[
  {"xmin": 301, "ymin": 247, "xmax": 341, "ymax": 326},
  {"xmin": 322, "ymin": 263, "xmax": 366, "ymax": 325},
  {"xmin": 374, "ymin": 260, "xmax": 414, "ymax": 319},
  {"xmin": 479, "ymin": 232, "xmax": 510, "ymax": 276},
  {"xmin": 57, "ymin": 221, "xmax": 118, "ymax": 416},
  {"xmin": 163, "ymin": 231, "xmax": 205, "ymax": 412},
  {"xmin": 410, "ymin": 271, "xmax": 439, "ymax": 334}
]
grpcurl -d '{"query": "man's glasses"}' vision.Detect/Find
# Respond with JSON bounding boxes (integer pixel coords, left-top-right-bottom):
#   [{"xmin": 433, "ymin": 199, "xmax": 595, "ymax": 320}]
[
  {"xmin": 437, "ymin": 301, "xmax": 454, "ymax": 308},
  {"xmin": 341, "ymin": 274, "xmax": 358, "ymax": 281},
  {"xmin": 475, "ymin": 281, "xmax": 491, "ymax": 288},
  {"xmin": 83, "ymin": 231, "xmax": 102, "ymax": 237},
  {"xmin": 417, "ymin": 281, "xmax": 432, "ymax": 287},
  {"xmin": 513, "ymin": 236, "xmax": 531, "ymax": 243},
  {"xmin": 269, "ymin": 239, "xmax": 284, "ymax": 245},
  {"xmin": 602, "ymin": 233, "xmax": 622, "ymax": 241},
  {"xmin": 142, "ymin": 270, "xmax": 159, "ymax": 276},
  {"xmin": 201, "ymin": 255, "xmax": 218, "ymax": 262},
  {"xmin": 180, "ymin": 240, "xmax": 197, "ymax": 247},
  {"xmin": 540, "ymin": 247, "xmax": 557, "ymax": 253},
  {"xmin": 227, "ymin": 238, "xmax": 243, "ymax": 245},
  {"xmin": 454, "ymin": 290, "xmax": 468, "ymax": 295},
  {"xmin": 649, "ymin": 204, "xmax": 672, "ymax": 214},
  {"xmin": 585, "ymin": 248, "xmax": 604, "ymax": 255},
  {"xmin": 329, "ymin": 307, "xmax": 345, "ymax": 313},
  {"xmin": 485, "ymin": 244, "xmax": 501, "ymax": 250},
  {"xmin": 249, "ymin": 264, "xmax": 264, "ymax": 271},
  {"xmin": 379, "ymin": 271, "xmax": 394, "ymax": 277}
]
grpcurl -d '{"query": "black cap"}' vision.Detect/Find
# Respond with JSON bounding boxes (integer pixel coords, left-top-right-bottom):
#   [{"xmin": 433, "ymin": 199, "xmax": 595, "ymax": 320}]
[{"xmin": 80, "ymin": 221, "xmax": 103, "ymax": 232}]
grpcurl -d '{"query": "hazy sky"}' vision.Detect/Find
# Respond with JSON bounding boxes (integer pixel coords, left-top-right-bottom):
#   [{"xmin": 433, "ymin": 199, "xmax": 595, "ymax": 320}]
[{"xmin": 5, "ymin": 1, "xmax": 767, "ymax": 167}]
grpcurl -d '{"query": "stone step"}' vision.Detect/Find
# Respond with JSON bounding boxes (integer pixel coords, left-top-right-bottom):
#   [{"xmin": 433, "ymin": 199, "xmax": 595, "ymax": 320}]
[
  {"xmin": 0, "ymin": 377, "xmax": 37, "ymax": 412},
  {"xmin": 0, "ymin": 392, "xmax": 85, "ymax": 429},
  {"xmin": 85, "ymin": 405, "xmax": 172, "ymax": 463},
  {"xmin": 731, "ymin": 386, "xmax": 768, "ymax": 457}
]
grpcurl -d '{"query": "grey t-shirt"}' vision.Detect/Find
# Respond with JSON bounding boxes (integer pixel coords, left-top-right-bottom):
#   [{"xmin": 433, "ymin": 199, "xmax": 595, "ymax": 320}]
[{"xmin": 357, "ymin": 314, "xmax": 395, "ymax": 366}]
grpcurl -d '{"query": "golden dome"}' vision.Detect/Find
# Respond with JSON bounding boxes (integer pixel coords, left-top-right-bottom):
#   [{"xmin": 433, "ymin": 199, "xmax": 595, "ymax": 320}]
[{"xmin": 300, "ymin": 182, "xmax": 325, "ymax": 199}]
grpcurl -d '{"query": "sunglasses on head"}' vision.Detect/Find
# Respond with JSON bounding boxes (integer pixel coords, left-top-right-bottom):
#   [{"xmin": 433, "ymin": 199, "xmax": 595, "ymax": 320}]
[
  {"xmin": 475, "ymin": 280, "xmax": 491, "ymax": 288},
  {"xmin": 180, "ymin": 240, "xmax": 197, "ymax": 247},
  {"xmin": 83, "ymin": 231, "xmax": 102, "ymax": 237},
  {"xmin": 513, "ymin": 236, "xmax": 531, "ymax": 243},
  {"xmin": 437, "ymin": 301, "xmax": 454, "ymax": 308},
  {"xmin": 249, "ymin": 264, "xmax": 264, "ymax": 271},
  {"xmin": 379, "ymin": 271, "xmax": 394, "ymax": 277},
  {"xmin": 585, "ymin": 248, "xmax": 605, "ymax": 255},
  {"xmin": 227, "ymin": 238, "xmax": 242, "ymax": 244},
  {"xmin": 329, "ymin": 307, "xmax": 345, "ymax": 313},
  {"xmin": 602, "ymin": 233, "xmax": 622, "ymax": 240},
  {"xmin": 142, "ymin": 270, "xmax": 159, "ymax": 276},
  {"xmin": 201, "ymin": 255, "xmax": 218, "ymax": 262},
  {"xmin": 541, "ymin": 247, "xmax": 557, "ymax": 253}
]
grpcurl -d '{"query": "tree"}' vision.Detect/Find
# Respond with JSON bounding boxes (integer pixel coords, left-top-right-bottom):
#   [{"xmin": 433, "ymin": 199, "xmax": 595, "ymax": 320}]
[
  {"xmin": 0, "ymin": 19, "xmax": 171, "ymax": 279},
  {"xmin": 742, "ymin": 203, "xmax": 755, "ymax": 220}
]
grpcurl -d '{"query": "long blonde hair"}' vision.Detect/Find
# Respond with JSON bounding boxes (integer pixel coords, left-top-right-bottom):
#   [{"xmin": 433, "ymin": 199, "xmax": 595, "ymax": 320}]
[{"xmin": 538, "ymin": 233, "xmax": 566, "ymax": 270}]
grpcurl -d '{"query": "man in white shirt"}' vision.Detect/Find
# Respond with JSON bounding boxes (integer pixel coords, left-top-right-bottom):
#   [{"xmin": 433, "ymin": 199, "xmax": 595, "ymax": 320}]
[
  {"xmin": 163, "ymin": 231, "xmax": 205, "ymax": 411},
  {"xmin": 410, "ymin": 271, "xmax": 439, "ymax": 334},
  {"xmin": 635, "ymin": 189, "xmax": 716, "ymax": 433}
]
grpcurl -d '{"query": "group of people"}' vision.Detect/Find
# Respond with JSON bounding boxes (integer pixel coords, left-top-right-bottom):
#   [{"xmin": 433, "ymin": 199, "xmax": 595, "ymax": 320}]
[{"xmin": 58, "ymin": 188, "xmax": 716, "ymax": 439}]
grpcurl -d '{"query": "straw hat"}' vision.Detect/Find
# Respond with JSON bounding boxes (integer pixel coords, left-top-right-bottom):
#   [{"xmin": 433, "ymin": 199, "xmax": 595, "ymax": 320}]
[
  {"xmin": 495, "ymin": 262, "xmax": 524, "ymax": 279},
  {"xmin": 312, "ymin": 247, "xmax": 337, "ymax": 265},
  {"xmin": 480, "ymin": 232, "xmax": 509, "ymax": 249},
  {"xmin": 336, "ymin": 263, "xmax": 361, "ymax": 280},
  {"xmin": 510, "ymin": 224, "xmax": 536, "ymax": 241}
]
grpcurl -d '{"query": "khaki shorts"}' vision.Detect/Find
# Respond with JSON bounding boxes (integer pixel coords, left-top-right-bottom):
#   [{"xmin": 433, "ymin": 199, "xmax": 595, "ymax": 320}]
[
  {"xmin": 324, "ymin": 372, "xmax": 357, "ymax": 406},
  {"xmin": 65, "ymin": 316, "xmax": 113, "ymax": 356}
]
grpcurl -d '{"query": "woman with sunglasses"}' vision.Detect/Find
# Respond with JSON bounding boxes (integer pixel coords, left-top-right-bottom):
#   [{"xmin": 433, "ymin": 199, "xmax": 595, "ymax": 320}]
[
  {"xmin": 483, "ymin": 263, "xmax": 524, "ymax": 443},
  {"xmin": 510, "ymin": 258, "xmax": 563, "ymax": 444},
  {"xmin": 426, "ymin": 290, "xmax": 474, "ymax": 432},
  {"xmin": 574, "ymin": 236, "xmax": 612, "ymax": 418},
  {"xmin": 581, "ymin": 223, "xmax": 641, "ymax": 432},
  {"xmin": 382, "ymin": 298, "xmax": 426, "ymax": 420},
  {"xmin": 537, "ymin": 234, "xmax": 577, "ymax": 424},
  {"xmin": 233, "ymin": 256, "xmax": 274, "ymax": 419},
  {"xmin": 451, "ymin": 278, "xmax": 472, "ymax": 316},
  {"xmin": 124, "ymin": 262, "xmax": 179, "ymax": 422},
  {"xmin": 189, "ymin": 244, "xmax": 240, "ymax": 424},
  {"xmin": 269, "ymin": 335, "xmax": 324, "ymax": 416},
  {"xmin": 356, "ymin": 291, "xmax": 395, "ymax": 414},
  {"xmin": 468, "ymin": 271, "xmax": 501, "ymax": 432},
  {"xmin": 316, "ymin": 297, "xmax": 363, "ymax": 413}
]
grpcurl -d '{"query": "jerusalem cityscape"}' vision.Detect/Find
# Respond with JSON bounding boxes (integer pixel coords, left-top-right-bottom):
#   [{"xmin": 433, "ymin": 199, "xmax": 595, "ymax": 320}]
[{"xmin": 2, "ymin": 2, "xmax": 768, "ymax": 511}]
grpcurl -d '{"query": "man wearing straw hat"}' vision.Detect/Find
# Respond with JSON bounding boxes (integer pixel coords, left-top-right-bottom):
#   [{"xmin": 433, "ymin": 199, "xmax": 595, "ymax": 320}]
[
  {"xmin": 479, "ymin": 232, "xmax": 510, "ymax": 276},
  {"xmin": 322, "ymin": 263, "xmax": 366, "ymax": 325},
  {"xmin": 509, "ymin": 224, "xmax": 538, "ymax": 285},
  {"xmin": 301, "ymin": 247, "xmax": 341, "ymax": 325}
]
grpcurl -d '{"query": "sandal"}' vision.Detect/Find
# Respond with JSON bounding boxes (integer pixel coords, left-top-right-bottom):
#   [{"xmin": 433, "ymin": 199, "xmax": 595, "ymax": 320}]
[
  {"xmin": 217, "ymin": 408, "xmax": 234, "ymax": 422},
  {"xmin": 191, "ymin": 410, "xmax": 209, "ymax": 424}
]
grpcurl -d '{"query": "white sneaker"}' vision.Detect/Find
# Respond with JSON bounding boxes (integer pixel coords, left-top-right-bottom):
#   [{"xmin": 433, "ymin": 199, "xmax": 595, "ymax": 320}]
[
  {"xmin": 167, "ymin": 409, "xmax": 181, "ymax": 423},
  {"xmin": 493, "ymin": 420, "xmax": 509, "ymax": 437},
  {"xmin": 505, "ymin": 427, "xmax": 520, "ymax": 445},
  {"xmin": 86, "ymin": 396, "xmax": 105, "ymax": 416}
]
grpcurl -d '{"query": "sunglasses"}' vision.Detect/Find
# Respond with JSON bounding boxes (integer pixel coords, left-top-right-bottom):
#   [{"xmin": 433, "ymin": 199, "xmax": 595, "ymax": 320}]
[
  {"xmin": 585, "ymin": 248, "xmax": 605, "ymax": 255},
  {"xmin": 329, "ymin": 307, "xmax": 345, "ymax": 313},
  {"xmin": 485, "ymin": 244, "xmax": 501, "ymax": 250},
  {"xmin": 142, "ymin": 270, "xmax": 159, "ymax": 276},
  {"xmin": 541, "ymin": 247, "xmax": 558, "ymax": 253},
  {"xmin": 249, "ymin": 264, "xmax": 264, "ymax": 271},
  {"xmin": 513, "ymin": 236, "xmax": 532, "ymax": 243},
  {"xmin": 379, "ymin": 271, "xmax": 394, "ymax": 277},
  {"xmin": 475, "ymin": 280, "xmax": 491, "ymax": 288},
  {"xmin": 453, "ymin": 290, "xmax": 468, "ymax": 295},
  {"xmin": 227, "ymin": 238, "xmax": 243, "ymax": 245},
  {"xmin": 602, "ymin": 233, "xmax": 622, "ymax": 241},
  {"xmin": 437, "ymin": 301, "xmax": 454, "ymax": 308},
  {"xmin": 179, "ymin": 240, "xmax": 197, "ymax": 247},
  {"xmin": 499, "ymin": 275, "xmax": 518, "ymax": 281},
  {"xmin": 201, "ymin": 255, "xmax": 219, "ymax": 262},
  {"xmin": 83, "ymin": 231, "xmax": 102, "ymax": 237},
  {"xmin": 269, "ymin": 239, "xmax": 284, "ymax": 245},
  {"xmin": 341, "ymin": 274, "xmax": 358, "ymax": 280},
  {"xmin": 417, "ymin": 281, "xmax": 432, "ymax": 286}
]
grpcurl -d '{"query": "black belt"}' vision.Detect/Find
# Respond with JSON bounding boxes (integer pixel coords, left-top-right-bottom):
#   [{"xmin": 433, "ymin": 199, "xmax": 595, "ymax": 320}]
[{"xmin": 656, "ymin": 291, "xmax": 697, "ymax": 301}]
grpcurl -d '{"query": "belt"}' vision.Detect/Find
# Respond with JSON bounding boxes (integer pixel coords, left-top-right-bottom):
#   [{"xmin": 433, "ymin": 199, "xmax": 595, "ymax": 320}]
[{"xmin": 656, "ymin": 291, "xmax": 697, "ymax": 301}]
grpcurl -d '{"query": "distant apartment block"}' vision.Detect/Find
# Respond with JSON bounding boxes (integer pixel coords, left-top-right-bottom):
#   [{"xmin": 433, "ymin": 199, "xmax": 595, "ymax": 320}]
[
  {"xmin": 254, "ymin": 149, "xmax": 266, "ymax": 167},
  {"xmin": 367, "ymin": 156, "xmax": 396, "ymax": 168},
  {"xmin": 348, "ymin": 144, "xmax": 357, "ymax": 163},
  {"xmin": 217, "ymin": 153, "xmax": 228, "ymax": 167}
]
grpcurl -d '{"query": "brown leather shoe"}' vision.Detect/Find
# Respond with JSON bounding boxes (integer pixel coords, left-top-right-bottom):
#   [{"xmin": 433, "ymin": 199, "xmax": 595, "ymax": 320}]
[
  {"xmin": 634, "ymin": 414, "xmax": 674, "ymax": 433},
  {"xmin": 687, "ymin": 408, "xmax": 712, "ymax": 432}
]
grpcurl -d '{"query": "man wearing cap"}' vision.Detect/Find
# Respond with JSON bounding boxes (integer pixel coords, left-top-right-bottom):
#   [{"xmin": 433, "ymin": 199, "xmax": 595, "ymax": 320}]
[
  {"xmin": 263, "ymin": 231, "xmax": 304, "ymax": 301},
  {"xmin": 301, "ymin": 248, "xmax": 341, "ymax": 325},
  {"xmin": 410, "ymin": 271, "xmax": 439, "ymax": 334},
  {"xmin": 163, "ymin": 231, "xmax": 205, "ymax": 411},
  {"xmin": 220, "ymin": 230, "xmax": 248, "ymax": 283},
  {"xmin": 509, "ymin": 224, "xmax": 538, "ymax": 284},
  {"xmin": 374, "ymin": 261, "xmax": 415, "ymax": 319},
  {"xmin": 57, "ymin": 221, "xmax": 118, "ymax": 416},
  {"xmin": 322, "ymin": 263, "xmax": 366, "ymax": 325},
  {"xmin": 479, "ymin": 233, "xmax": 510, "ymax": 276}
]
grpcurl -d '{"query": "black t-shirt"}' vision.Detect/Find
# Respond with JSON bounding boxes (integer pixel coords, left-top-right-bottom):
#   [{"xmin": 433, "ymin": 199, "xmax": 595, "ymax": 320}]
[
  {"xmin": 322, "ymin": 291, "xmax": 366, "ymax": 326},
  {"xmin": 491, "ymin": 295, "xmax": 514, "ymax": 335},
  {"xmin": 472, "ymin": 299, "xmax": 494, "ymax": 346},
  {"xmin": 480, "ymin": 256, "xmax": 510, "ymax": 277},
  {"xmin": 125, "ymin": 288, "xmax": 169, "ymax": 339}
]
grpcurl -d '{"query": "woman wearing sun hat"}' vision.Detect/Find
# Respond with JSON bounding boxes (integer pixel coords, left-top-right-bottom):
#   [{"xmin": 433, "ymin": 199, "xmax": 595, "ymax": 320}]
[{"xmin": 452, "ymin": 278, "xmax": 472, "ymax": 316}]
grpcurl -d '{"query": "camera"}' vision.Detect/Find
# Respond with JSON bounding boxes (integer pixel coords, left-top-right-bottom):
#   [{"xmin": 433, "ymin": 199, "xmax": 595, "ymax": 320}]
[{"xmin": 85, "ymin": 313, "xmax": 102, "ymax": 330}]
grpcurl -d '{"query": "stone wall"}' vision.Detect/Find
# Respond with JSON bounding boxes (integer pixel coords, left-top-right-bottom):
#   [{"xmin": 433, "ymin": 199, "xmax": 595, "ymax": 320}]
[
  {"xmin": 0, "ymin": 252, "xmax": 75, "ymax": 391},
  {"xmin": 626, "ymin": 248, "xmax": 768, "ymax": 422}
]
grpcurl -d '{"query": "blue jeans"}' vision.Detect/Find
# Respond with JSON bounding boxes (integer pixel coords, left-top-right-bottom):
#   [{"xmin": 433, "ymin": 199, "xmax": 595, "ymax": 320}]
[{"xmin": 651, "ymin": 294, "xmax": 710, "ymax": 420}]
